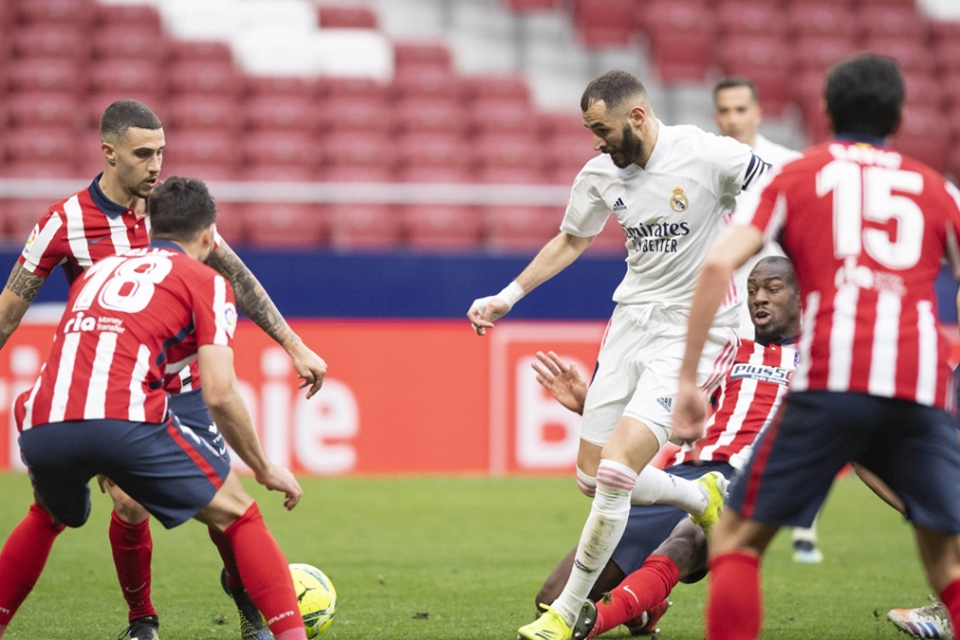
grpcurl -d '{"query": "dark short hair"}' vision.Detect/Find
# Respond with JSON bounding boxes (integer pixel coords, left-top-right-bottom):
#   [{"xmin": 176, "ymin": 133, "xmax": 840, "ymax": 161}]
[
  {"xmin": 825, "ymin": 54, "xmax": 904, "ymax": 138},
  {"xmin": 148, "ymin": 177, "xmax": 217, "ymax": 241},
  {"xmin": 100, "ymin": 99, "xmax": 162, "ymax": 142},
  {"xmin": 752, "ymin": 256, "xmax": 798, "ymax": 292},
  {"xmin": 713, "ymin": 76, "xmax": 758, "ymax": 103},
  {"xmin": 581, "ymin": 70, "xmax": 647, "ymax": 112}
]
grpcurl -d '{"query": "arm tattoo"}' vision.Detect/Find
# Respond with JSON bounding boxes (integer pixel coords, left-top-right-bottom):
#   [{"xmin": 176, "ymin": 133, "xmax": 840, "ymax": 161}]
[
  {"xmin": 5, "ymin": 264, "xmax": 45, "ymax": 303},
  {"xmin": 206, "ymin": 242, "xmax": 300, "ymax": 348}
]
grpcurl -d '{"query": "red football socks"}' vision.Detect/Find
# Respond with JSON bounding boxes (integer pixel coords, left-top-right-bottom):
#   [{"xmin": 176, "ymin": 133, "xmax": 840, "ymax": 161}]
[
  {"xmin": 109, "ymin": 511, "xmax": 156, "ymax": 621},
  {"xmin": 208, "ymin": 526, "xmax": 244, "ymax": 591},
  {"xmin": 940, "ymin": 578, "xmax": 960, "ymax": 634},
  {"xmin": 705, "ymin": 551, "xmax": 762, "ymax": 640},
  {"xmin": 224, "ymin": 503, "xmax": 304, "ymax": 638},
  {"xmin": 0, "ymin": 504, "xmax": 65, "ymax": 626},
  {"xmin": 591, "ymin": 555, "xmax": 680, "ymax": 637}
]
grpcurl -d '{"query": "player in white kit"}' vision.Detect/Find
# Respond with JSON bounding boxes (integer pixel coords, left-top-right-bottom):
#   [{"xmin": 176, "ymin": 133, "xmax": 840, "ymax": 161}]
[{"xmin": 466, "ymin": 69, "xmax": 769, "ymax": 640}]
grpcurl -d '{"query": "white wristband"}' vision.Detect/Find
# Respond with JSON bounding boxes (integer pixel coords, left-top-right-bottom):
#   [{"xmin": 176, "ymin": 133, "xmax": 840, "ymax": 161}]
[{"xmin": 496, "ymin": 281, "xmax": 525, "ymax": 310}]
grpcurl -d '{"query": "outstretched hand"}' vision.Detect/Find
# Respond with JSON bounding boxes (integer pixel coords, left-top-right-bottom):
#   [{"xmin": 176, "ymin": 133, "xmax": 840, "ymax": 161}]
[
  {"xmin": 467, "ymin": 295, "xmax": 511, "ymax": 336},
  {"xmin": 532, "ymin": 351, "xmax": 587, "ymax": 415}
]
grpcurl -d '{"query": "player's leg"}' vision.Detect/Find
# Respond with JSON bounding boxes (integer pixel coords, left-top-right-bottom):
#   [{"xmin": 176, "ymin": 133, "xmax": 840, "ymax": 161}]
[
  {"xmin": 99, "ymin": 476, "xmax": 159, "ymax": 632},
  {"xmin": 914, "ymin": 525, "xmax": 960, "ymax": 637},
  {"xmin": 535, "ymin": 547, "xmax": 626, "ymax": 609},
  {"xmin": 791, "ymin": 511, "xmax": 822, "ymax": 564},
  {"xmin": 169, "ymin": 389, "xmax": 268, "ymax": 639},
  {"xmin": 195, "ymin": 471, "xmax": 306, "ymax": 640},
  {"xmin": 0, "ymin": 496, "xmax": 65, "ymax": 639}
]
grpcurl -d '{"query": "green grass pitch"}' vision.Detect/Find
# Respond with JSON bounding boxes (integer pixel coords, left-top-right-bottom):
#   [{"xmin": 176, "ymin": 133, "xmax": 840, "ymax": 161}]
[{"xmin": 0, "ymin": 471, "xmax": 934, "ymax": 639}]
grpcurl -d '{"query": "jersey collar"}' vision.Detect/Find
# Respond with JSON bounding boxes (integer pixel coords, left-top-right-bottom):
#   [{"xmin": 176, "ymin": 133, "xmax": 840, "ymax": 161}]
[
  {"xmin": 834, "ymin": 133, "xmax": 888, "ymax": 147},
  {"xmin": 149, "ymin": 239, "xmax": 185, "ymax": 254},
  {"xmin": 88, "ymin": 173, "xmax": 131, "ymax": 219},
  {"xmin": 640, "ymin": 119, "xmax": 671, "ymax": 173}
]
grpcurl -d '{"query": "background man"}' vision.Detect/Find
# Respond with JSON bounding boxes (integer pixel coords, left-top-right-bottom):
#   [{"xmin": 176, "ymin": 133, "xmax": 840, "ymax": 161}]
[
  {"xmin": 713, "ymin": 77, "xmax": 820, "ymax": 564},
  {"xmin": 534, "ymin": 257, "xmax": 801, "ymax": 639},
  {"xmin": 468, "ymin": 69, "xmax": 770, "ymax": 640},
  {"xmin": 673, "ymin": 53, "xmax": 960, "ymax": 640},
  {"xmin": 0, "ymin": 99, "xmax": 325, "ymax": 640},
  {"xmin": 0, "ymin": 177, "xmax": 308, "ymax": 640}
]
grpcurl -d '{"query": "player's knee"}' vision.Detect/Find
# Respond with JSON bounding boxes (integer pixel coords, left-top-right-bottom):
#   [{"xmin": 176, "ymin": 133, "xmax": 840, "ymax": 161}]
[
  {"xmin": 576, "ymin": 467, "xmax": 597, "ymax": 498},
  {"xmin": 111, "ymin": 493, "xmax": 150, "ymax": 524}
]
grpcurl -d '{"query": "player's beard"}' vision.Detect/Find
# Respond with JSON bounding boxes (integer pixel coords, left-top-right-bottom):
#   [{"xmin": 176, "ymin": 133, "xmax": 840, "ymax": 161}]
[{"xmin": 609, "ymin": 124, "xmax": 643, "ymax": 168}]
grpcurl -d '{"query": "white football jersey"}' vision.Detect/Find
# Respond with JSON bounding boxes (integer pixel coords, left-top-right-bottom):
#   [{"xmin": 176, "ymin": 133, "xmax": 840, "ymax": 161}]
[
  {"xmin": 734, "ymin": 134, "xmax": 803, "ymax": 340},
  {"xmin": 561, "ymin": 122, "xmax": 767, "ymax": 328}
]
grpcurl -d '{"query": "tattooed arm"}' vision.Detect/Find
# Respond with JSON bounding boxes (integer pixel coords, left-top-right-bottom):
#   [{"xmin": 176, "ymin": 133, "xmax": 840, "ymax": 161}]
[
  {"xmin": 205, "ymin": 239, "xmax": 326, "ymax": 398},
  {"xmin": 0, "ymin": 263, "xmax": 47, "ymax": 350}
]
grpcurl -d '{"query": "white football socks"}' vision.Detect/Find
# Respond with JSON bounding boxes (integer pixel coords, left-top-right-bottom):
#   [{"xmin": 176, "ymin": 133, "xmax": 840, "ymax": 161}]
[
  {"xmin": 552, "ymin": 459, "xmax": 637, "ymax": 626},
  {"xmin": 630, "ymin": 464, "xmax": 709, "ymax": 516},
  {"xmin": 576, "ymin": 467, "xmax": 597, "ymax": 497}
]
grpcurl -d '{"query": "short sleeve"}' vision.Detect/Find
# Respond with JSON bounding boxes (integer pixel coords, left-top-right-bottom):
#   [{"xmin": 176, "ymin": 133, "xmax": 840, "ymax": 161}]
[
  {"xmin": 559, "ymin": 169, "xmax": 612, "ymax": 238},
  {"xmin": 710, "ymin": 134, "xmax": 771, "ymax": 199},
  {"xmin": 18, "ymin": 208, "xmax": 68, "ymax": 277},
  {"xmin": 191, "ymin": 272, "xmax": 237, "ymax": 349}
]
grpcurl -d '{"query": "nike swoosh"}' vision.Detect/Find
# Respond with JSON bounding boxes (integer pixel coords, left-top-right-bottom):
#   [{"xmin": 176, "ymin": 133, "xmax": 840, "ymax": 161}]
[
  {"xmin": 87, "ymin": 236, "xmax": 110, "ymax": 246},
  {"xmin": 125, "ymin": 582, "xmax": 146, "ymax": 593}
]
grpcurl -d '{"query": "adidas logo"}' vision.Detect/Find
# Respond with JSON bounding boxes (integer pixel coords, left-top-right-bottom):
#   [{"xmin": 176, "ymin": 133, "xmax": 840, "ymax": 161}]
[
  {"xmin": 613, "ymin": 197, "xmax": 627, "ymax": 213},
  {"xmin": 656, "ymin": 396, "xmax": 673, "ymax": 412}
]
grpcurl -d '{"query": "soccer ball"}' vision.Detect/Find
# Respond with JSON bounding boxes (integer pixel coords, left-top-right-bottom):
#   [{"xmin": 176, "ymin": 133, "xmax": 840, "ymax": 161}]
[{"xmin": 290, "ymin": 563, "xmax": 337, "ymax": 638}]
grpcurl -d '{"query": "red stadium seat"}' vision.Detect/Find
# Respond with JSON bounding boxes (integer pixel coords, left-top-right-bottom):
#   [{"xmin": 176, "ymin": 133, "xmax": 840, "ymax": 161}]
[
  {"xmin": 0, "ymin": 199, "xmax": 53, "ymax": 240},
  {"xmin": 93, "ymin": 3, "xmax": 163, "ymax": 32},
  {"xmin": 794, "ymin": 71, "xmax": 830, "ymax": 144},
  {"xmin": 243, "ymin": 131, "xmax": 320, "ymax": 169},
  {"xmin": 718, "ymin": 1, "xmax": 788, "ymax": 38},
  {"xmin": 244, "ymin": 95, "xmax": 321, "ymax": 133},
  {"xmin": 16, "ymin": 0, "xmax": 94, "ymax": 26},
  {"xmin": 469, "ymin": 100, "xmax": 536, "ymax": 137},
  {"xmin": 320, "ymin": 132, "xmax": 393, "ymax": 171},
  {"xmin": 392, "ymin": 67, "xmax": 463, "ymax": 102},
  {"xmin": 6, "ymin": 92, "xmax": 84, "ymax": 130},
  {"xmin": 164, "ymin": 130, "xmax": 241, "ymax": 169},
  {"xmin": 316, "ymin": 97, "xmax": 394, "ymax": 134},
  {"xmin": 167, "ymin": 61, "xmax": 243, "ymax": 97},
  {"xmin": 242, "ymin": 164, "xmax": 316, "ymax": 182},
  {"xmin": 930, "ymin": 20, "xmax": 960, "ymax": 46},
  {"xmin": 461, "ymin": 74, "xmax": 531, "ymax": 106},
  {"xmin": 890, "ymin": 106, "xmax": 951, "ymax": 173},
  {"xmin": 76, "ymin": 130, "xmax": 106, "ymax": 176},
  {"xmin": 941, "ymin": 73, "xmax": 960, "ymax": 110},
  {"xmin": 396, "ymin": 133, "xmax": 470, "ymax": 170},
  {"xmin": 88, "ymin": 60, "xmax": 165, "ymax": 98},
  {"xmin": 0, "ymin": 160, "xmax": 80, "ymax": 179},
  {"xmin": 12, "ymin": 24, "xmax": 90, "ymax": 60},
  {"xmin": 4, "ymin": 125, "xmax": 79, "ymax": 164},
  {"xmin": 402, "ymin": 204, "xmax": 484, "ymax": 249},
  {"xmin": 638, "ymin": 0, "xmax": 716, "ymax": 82},
  {"xmin": 718, "ymin": 37, "xmax": 793, "ymax": 115},
  {"xmin": 486, "ymin": 206, "xmax": 559, "ymax": 251},
  {"xmin": 858, "ymin": 5, "xmax": 929, "ymax": 41},
  {"xmin": 396, "ymin": 165, "xmax": 474, "ymax": 183},
  {"xmin": 7, "ymin": 58, "xmax": 85, "ymax": 95},
  {"xmin": 92, "ymin": 27, "xmax": 170, "ymax": 63},
  {"xmin": 539, "ymin": 110, "xmax": 588, "ymax": 138},
  {"xmin": 475, "ymin": 166, "xmax": 548, "ymax": 184},
  {"xmin": 792, "ymin": 35, "xmax": 861, "ymax": 74},
  {"xmin": 317, "ymin": 6, "xmax": 378, "ymax": 29},
  {"xmin": 860, "ymin": 38, "xmax": 936, "ymax": 75},
  {"xmin": 317, "ymin": 76, "xmax": 393, "ymax": 102},
  {"xmin": 318, "ymin": 166, "xmax": 395, "ymax": 183},
  {"xmin": 393, "ymin": 41, "xmax": 452, "ymax": 72},
  {"xmin": 786, "ymin": 3, "xmax": 859, "ymax": 39},
  {"xmin": 168, "ymin": 41, "xmax": 234, "ymax": 64},
  {"xmin": 161, "ymin": 161, "xmax": 241, "ymax": 183},
  {"xmin": 167, "ymin": 95, "xmax": 243, "ymax": 133},
  {"xmin": 902, "ymin": 73, "xmax": 945, "ymax": 111},
  {"xmin": 573, "ymin": 0, "xmax": 636, "ymax": 47},
  {"xmin": 208, "ymin": 201, "xmax": 246, "ymax": 244},
  {"xmin": 330, "ymin": 203, "xmax": 403, "ymax": 248},
  {"xmin": 545, "ymin": 133, "xmax": 599, "ymax": 184},
  {"xmin": 241, "ymin": 203, "xmax": 331, "ymax": 247},
  {"xmin": 472, "ymin": 135, "xmax": 543, "ymax": 172},
  {"xmin": 245, "ymin": 75, "xmax": 316, "ymax": 99},
  {"xmin": 394, "ymin": 99, "xmax": 470, "ymax": 136},
  {"xmin": 936, "ymin": 41, "xmax": 960, "ymax": 78}
]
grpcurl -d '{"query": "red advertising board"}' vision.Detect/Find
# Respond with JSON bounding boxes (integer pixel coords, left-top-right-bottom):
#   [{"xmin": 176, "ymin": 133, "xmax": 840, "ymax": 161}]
[{"xmin": 1, "ymin": 319, "xmax": 956, "ymax": 475}]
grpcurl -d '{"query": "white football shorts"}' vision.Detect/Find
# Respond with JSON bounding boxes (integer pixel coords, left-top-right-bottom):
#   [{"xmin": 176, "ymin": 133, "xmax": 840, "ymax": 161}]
[{"xmin": 580, "ymin": 302, "xmax": 739, "ymax": 448}]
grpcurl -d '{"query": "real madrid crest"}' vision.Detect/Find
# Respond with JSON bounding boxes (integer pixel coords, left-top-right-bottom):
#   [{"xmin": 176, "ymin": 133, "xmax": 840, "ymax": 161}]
[{"xmin": 670, "ymin": 187, "xmax": 688, "ymax": 213}]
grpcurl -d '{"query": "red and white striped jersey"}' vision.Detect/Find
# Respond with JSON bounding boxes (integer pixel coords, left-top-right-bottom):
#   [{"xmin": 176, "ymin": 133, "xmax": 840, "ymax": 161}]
[
  {"xmin": 21, "ymin": 242, "xmax": 237, "ymax": 429},
  {"xmin": 735, "ymin": 138, "xmax": 960, "ymax": 410},
  {"xmin": 672, "ymin": 339, "xmax": 797, "ymax": 468},
  {"xmin": 17, "ymin": 175, "xmax": 223, "ymax": 394}
]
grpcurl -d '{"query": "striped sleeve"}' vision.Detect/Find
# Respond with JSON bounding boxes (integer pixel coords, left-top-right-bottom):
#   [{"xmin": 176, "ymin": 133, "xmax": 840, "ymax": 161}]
[{"xmin": 742, "ymin": 153, "xmax": 772, "ymax": 192}]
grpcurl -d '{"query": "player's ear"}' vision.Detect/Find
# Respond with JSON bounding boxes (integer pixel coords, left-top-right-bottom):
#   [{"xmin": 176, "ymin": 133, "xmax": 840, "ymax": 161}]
[
  {"xmin": 629, "ymin": 105, "xmax": 646, "ymax": 128},
  {"xmin": 102, "ymin": 141, "xmax": 116, "ymax": 166}
]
